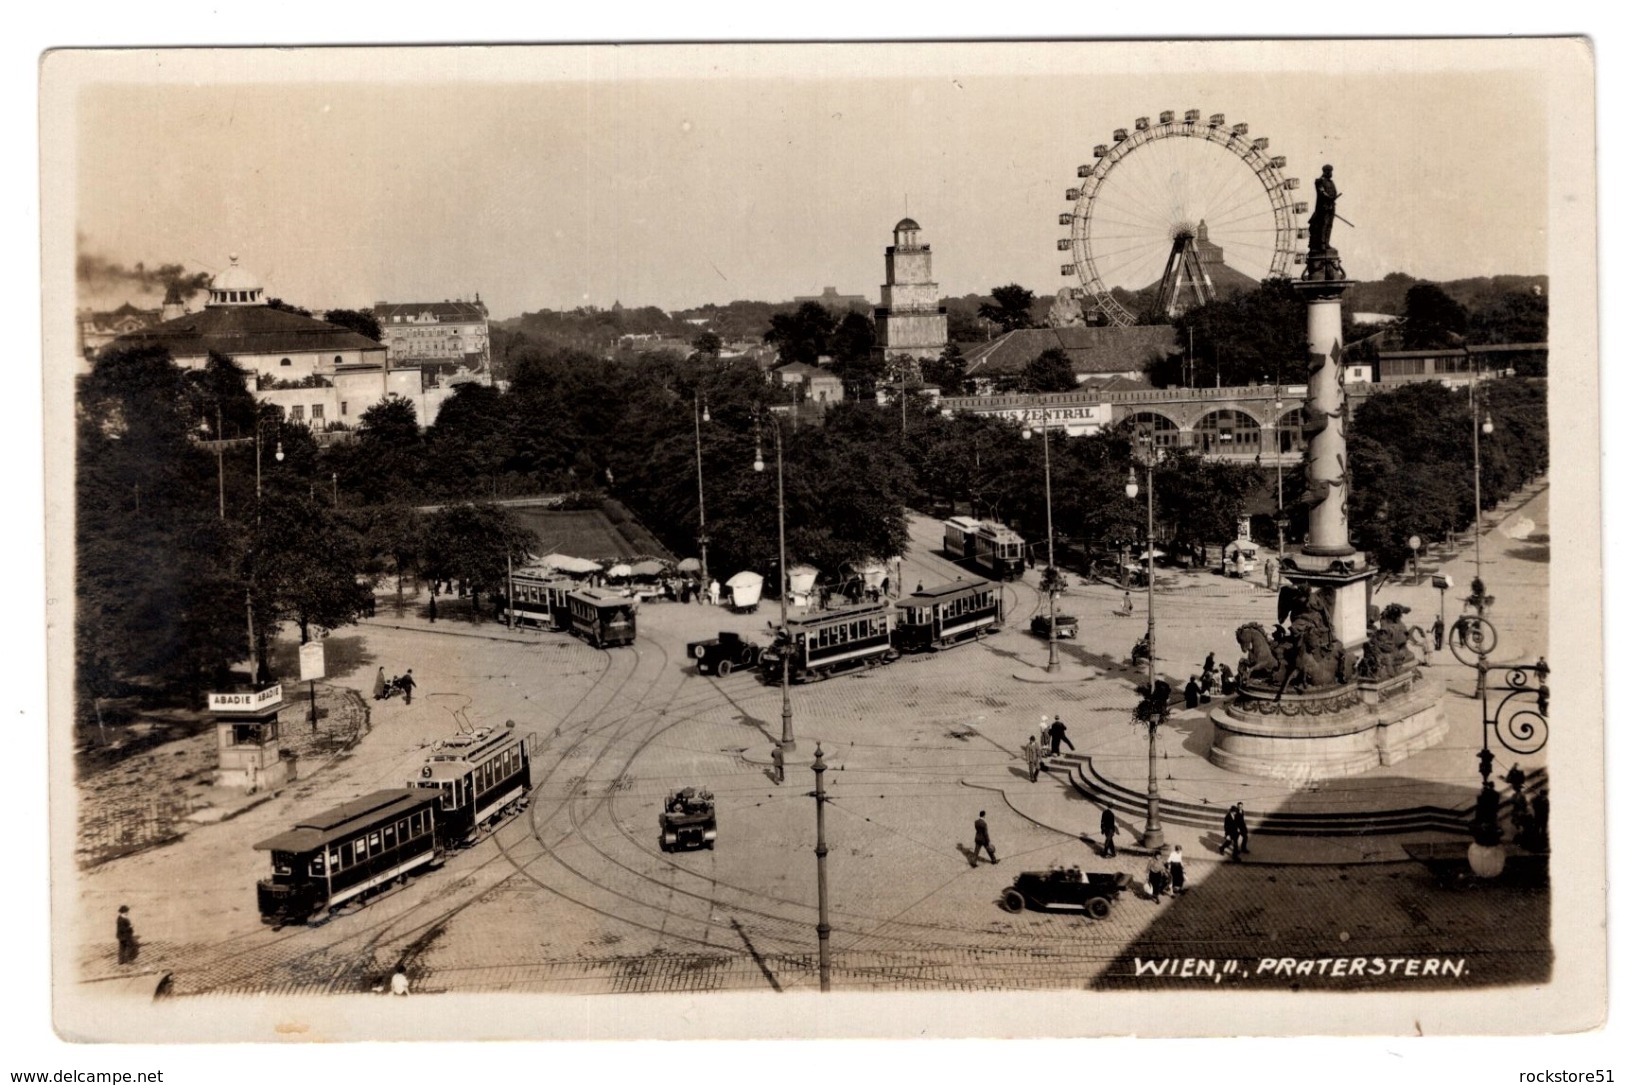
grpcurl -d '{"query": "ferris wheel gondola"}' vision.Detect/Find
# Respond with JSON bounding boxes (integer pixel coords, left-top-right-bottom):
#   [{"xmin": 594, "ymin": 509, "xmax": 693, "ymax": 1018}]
[{"xmin": 1060, "ymin": 110, "xmax": 1306, "ymax": 325}]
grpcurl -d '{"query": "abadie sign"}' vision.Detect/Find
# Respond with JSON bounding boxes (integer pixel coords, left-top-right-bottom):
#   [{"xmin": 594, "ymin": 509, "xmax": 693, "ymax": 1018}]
[{"xmin": 207, "ymin": 685, "xmax": 284, "ymax": 713}]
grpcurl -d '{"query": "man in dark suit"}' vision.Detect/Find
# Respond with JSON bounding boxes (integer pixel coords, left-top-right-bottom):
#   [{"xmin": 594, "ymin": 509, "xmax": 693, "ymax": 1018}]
[
  {"xmin": 1235, "ymin": 801, "xmax": 1250, "ymax": 854},
  {"xmin": 972, "ymin": 811, "xmax": 998, "ymax": 867},
  {"xmin": 1221, "ymin": 804, "xmax": 1241, "ymax": 860},
  {"xmin": 1099, "ymin": 805, "xmax": 1117, "ymax": 857},
  {"xmin": 116, "ymin": 905, "xmax": 137, "ymax": 965}
]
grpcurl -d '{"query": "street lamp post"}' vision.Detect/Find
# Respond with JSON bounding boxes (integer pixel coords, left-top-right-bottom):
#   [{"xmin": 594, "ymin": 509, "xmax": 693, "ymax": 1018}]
[
  {"xmin": 1125, "ymin": 433, "xmax": 1164, "ymax": 853},
  {"xmin": 1022, "ymin": 408, "xmax": 1060, "ymax": 672},
  {"xmin": 1408, "ymin": 534, "xmax": 1422, "ymax": 585},
  {"xmin": 812, "ymin": 742, "xmax": 831, "ymax": 991},
  {"xmin": 1468, "ymin": 351, "xmax": 1496, "ymax": 609},
  {"xmin": 755, "ymin": 414, "xmax": 795, "ymax": 752},
  {"xmin": 1274, "ymin": 385, "xmax": 1286, "ymax": 557},
  {"xmin": 694, "ymin": 394, "xmax": 711, "ymax": 592}
]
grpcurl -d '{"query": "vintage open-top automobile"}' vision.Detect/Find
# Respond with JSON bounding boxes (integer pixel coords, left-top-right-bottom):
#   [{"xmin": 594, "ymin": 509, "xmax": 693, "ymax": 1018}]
[{"xmin": 1001, "ymin": 866, "xmax": 1131, "ymax": 917}]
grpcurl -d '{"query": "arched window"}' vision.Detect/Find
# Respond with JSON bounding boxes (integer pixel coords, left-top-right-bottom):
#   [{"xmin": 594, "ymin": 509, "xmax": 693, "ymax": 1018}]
[
  {"xmin": 1129, "ymin": 411, "xmax": 1180, "ymax": 448},
  {"xmin": 1275, "ymin": 408, "xmax": 1305, "ymax": 453},
  {"xmin": 334, "ymin": 355, "xmax": 343, "ymax": 365},
  {"xmin": 1194, "ymin": 409, "xmax": 1262, "ymax": 453},
  {"xmin": 280, "ymin": 358, "xmax": 292, "ymax": 367}
]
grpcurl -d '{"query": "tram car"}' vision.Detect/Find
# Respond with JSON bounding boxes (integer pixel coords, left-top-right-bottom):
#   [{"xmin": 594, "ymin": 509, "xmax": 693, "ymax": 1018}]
[
  {"xmin": 759, "ymin": 600, "xmax": 897, "ymax": 682},
  {"xmin": 894, "ymin": 578, "xmax": 1004, "ymax": 652},
  {"xmin": 942, "ymin": 516, "xmax": 1028, "ymax": 580},
  {"xmin": 504, "ymin": 568, "xmax": 575, "ymax": 629},
  {"xmin": 411, "ymin": 722, "xmax": 538, "ymax": 844},
  {"xmin": 254, "ymin": 788, "xmax": 442, "ymax": 924},
  {"xmin": 658, "ymin": 787, "xmax": 717, "ymax": 851},
  {"xmin": 567, "ymin": 587, "xmax": 637, "ymax": 647}
]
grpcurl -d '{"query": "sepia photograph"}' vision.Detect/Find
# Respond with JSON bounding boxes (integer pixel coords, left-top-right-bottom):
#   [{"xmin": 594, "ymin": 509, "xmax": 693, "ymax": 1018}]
[{"xmin": 26, "ymin": 29, "xmax": 1607, "ymax": 1064}]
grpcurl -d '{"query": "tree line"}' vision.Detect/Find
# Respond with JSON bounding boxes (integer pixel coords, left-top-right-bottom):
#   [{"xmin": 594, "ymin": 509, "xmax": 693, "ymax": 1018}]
[{"xmin": 77, "ymin": 310, "xmax": 1546, "ymax": 718}]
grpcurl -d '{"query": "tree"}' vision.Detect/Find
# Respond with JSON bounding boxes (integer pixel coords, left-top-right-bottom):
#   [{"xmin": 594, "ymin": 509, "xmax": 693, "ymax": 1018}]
[
  {"xmin": 1152, "ymin": 278, "xmax": 1308, "ymax": 388},
  {"xmin": 322, "ymin": 308, "xmax": 383, "ymax": 341},
  {"xmin": 1401, "ymin": 282, "xmax": 1469, "ymax": 349},
  {"xmin": 825, "ymin": 311, "xmax": 885, "ymax": 398},
  {"xmin": 920, "ymin": 342, "xmax": 970, "ymax": 396},
  {"xmin": 338, "ymin": 395, "xmax": 423, "ymax": 503},
  {"xmin": 764, "ymin": 302, "xmax": 837, "ymax": 366},
  {"xmin": 1019, "ymin": 347, "xmax": 1077, "ymax": 393},
  {"xmin": 266, "ymin": 297, "xmax": 313, "ymax": 318},
  {"xmin": 254, "ymin": 491, "xmax": 371, "ymax": 646},
  {"xmin": 421, "ymin": 503, "xmax": 539, "ymax": 617},
  {"xmin": 978, "ymin": 284, "xmax": 1035, "ymax": 333},
  {"xmin": 1469, "ymin": 289, "xmax": 1547, "ymax": 346},
  {"xmin": 690, "ymin": 330, "xmax": 723, "ymax": 358}
]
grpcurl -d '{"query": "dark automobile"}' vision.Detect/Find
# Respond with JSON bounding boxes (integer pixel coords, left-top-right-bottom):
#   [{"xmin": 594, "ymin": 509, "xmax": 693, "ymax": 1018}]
[
  {"xmin": 687, "ymin": 631, "xmax": 760, "ymax": 676},
  {"xmin": 659, "ymin": 787, "xmax": 716, "ymax": 851},
  {"xmin": 1029, "ymin": 612, "xmax": 1079, "ymax": 640},
  {"xmin": 1002, "ymin": 867, "xmax": 1130, "ymax": 918}
]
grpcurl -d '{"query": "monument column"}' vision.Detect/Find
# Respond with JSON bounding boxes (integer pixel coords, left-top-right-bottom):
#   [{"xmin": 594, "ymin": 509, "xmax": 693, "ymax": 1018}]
[{"xmin": 1301, "ymin": 288, "xmax": 1354, "ymax": 557}]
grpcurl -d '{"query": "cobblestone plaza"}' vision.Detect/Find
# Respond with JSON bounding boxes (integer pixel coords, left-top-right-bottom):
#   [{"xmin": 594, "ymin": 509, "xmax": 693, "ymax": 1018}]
[{"xmin": 71, "ymin": 486, "xmax": 1550, "ymax": 1004}]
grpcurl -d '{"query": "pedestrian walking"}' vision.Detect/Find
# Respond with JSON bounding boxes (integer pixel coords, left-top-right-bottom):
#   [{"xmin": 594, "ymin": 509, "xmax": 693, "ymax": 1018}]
[
  {"xmin": 1023, "ymin": 735, "xmax": 1043, "ymax": 783},
  {"xmin": 1235, "ymin": 801, "xmax": 1250, "ymax": 854},
  {"xmin": 1038, "ymin": 715, "xmax": 1052, "ymax": 755},
  {"xmin": 1202, "ymin": 652, "xmax": 1216, "ymax": 679},
  {"xmin": 1432, "ymin": 615, "xmax": 1446, "ymax": 651},
  {"xmin": 1169, "ymin": 844, "xmax": 1185, "ymax": 894},
  {"xmin": 770, "ymin": 743, "xmax": 785, "ymax": 785},
  {"xmin": 1219, "ymin": 663, "xmax": 1236, "ymax": 695},
  {"xmin": 1122, "ymin": 591, "xmax": 1134, "ymax": 615},
  {"xmin": 1220, "ymin": 804, "xmax": 1242, "ymax": 860},
  {"xmin": 116, "ymin": 905, "xmax": 137, "ymax": 965},
  {"xmin": 1048, "ymin": 716, "xmax": 1074, "ymax": 756},
  {"xmin": 1099, "ymin": 805, "xmax": 1117, "ymax": 857},
  {"xmin": 1199, "ymin": 670, "xmax": 1214, "ymax": 702},
  {"xmin": 1184, "ymin": 676, "xmax": 1201, "ymax": 710},
  {"xmin": 398, "ymin": 669, "xmax": 416, "ymax": 706},
  {"xmin": 708, "ymin": 579, "xmax": 721, "ymax": 606},
  {"xmin": 390, "ymin": 964, "xmax": 410, "ymax": 996},
  {"xmin": 972, "ymin": 811, "xmax": 998, "ymax": 866},
  {"xmin": 1146, "ymin": 853, "xmax": 1167, "ymax": 903},
  {"xmin": 373, "ymin": 667, "xmax": 388, "ymax": 701}
]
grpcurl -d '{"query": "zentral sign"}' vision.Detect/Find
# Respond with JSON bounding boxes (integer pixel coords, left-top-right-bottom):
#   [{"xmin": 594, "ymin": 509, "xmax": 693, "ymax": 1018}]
[
  {"xmin": 996, "ymin": 405, "xmax": 1111, "ymax": 430},
  {"xmin": 208, "ymin": 685, "xmax": 284, "ymax": 713}
]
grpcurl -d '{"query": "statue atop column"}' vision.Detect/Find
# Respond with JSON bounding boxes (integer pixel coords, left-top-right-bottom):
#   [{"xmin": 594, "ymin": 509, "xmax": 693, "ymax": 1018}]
[{"xmin": 1302, "ymin": 164, "xmax": 1346, "ymax": 281}]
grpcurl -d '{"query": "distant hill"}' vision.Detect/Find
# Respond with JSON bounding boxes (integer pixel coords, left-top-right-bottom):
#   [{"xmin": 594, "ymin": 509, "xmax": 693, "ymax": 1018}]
[{"xmin": 1340, "ymin": 273, "xmax": 1549, "ymax": 321}]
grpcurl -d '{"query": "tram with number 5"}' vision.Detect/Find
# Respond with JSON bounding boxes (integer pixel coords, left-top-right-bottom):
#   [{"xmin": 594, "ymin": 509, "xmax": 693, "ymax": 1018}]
[
  {"xmin": 254, "ymin": 721, "xmax": 537, "ymax": 924},
  {"xmin": 759, "ymin": 600, "xmax": 898, "ymax": 682},
  {"xmin": 894, "ymin": 578, "xmax": 1004, "ymax": 652},
  {"xmin": 943, "ymin": 516, "xmax": 1028, "ymax": 580}
]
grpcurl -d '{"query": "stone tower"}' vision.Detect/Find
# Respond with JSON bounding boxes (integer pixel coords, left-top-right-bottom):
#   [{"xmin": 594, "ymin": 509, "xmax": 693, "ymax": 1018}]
[{"xmin": 875, "ymin": 218, "xmax": 948, "ymax": 361}]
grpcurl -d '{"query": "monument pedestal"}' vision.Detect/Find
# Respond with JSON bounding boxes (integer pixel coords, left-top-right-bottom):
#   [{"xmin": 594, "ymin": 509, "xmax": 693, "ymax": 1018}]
[
  {"xmin": 1283, "ymin": 549, "xmax": 1376, "ymax": 651},
  {"xmin": 1209, "ymin": 669, "xmax": 1448, "ymax": 782}
]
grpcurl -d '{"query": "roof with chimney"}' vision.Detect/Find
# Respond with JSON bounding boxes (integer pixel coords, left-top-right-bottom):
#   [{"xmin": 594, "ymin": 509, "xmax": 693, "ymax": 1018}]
[{"xmin": 110, "ymin": 303, "xmax": 383, "ymax": 359}]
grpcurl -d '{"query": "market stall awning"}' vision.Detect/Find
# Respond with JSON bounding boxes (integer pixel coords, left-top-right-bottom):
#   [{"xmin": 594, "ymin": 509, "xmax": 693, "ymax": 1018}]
[{"xmin": 538, "ymin": 553, "xmax": 601, "ymax": 575}]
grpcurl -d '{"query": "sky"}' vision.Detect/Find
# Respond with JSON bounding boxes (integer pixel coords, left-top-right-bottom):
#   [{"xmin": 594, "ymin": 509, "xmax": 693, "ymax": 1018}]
[{"xmin": 58, "ymin": 41, "xmax": 1565, "ymax": 321}]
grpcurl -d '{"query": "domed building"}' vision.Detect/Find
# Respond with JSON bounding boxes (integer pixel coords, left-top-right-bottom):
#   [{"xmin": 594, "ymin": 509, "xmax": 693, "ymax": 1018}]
[
  {"xmin": 874, "ymin": 217, "xmax": 948, "ymax": 362},
  {"xmin": 108, "ymin": 255, "xmax": 448, "ymax": 428}
]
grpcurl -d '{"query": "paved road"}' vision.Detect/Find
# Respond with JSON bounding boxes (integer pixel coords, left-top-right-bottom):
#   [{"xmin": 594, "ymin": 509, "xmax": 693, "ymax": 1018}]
[{"xmin": 71, "ymin": 488, "xmax": 1551, "ymax": 998}]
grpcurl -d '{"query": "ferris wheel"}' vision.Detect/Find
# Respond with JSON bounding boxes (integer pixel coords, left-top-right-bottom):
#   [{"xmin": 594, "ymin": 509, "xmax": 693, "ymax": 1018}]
[{"xmin": 1058, "ymin": 110, "xmax": 1306, "ymax": 326}]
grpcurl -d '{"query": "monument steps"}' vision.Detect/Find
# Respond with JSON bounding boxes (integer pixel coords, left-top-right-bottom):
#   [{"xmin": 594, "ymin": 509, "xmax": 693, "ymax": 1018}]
[{"xmin": 1053, "ymin": 754, "xmax": 1545, "ymax": 839}]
